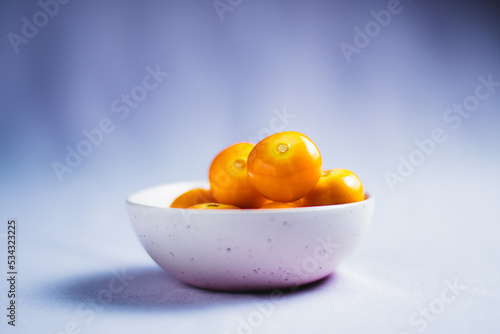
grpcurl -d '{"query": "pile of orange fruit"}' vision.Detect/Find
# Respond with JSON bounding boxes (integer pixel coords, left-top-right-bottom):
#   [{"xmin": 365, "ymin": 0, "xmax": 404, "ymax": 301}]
[{"xmin": 170, "ymin": 131, "xmax": 364, "ymax": 209}]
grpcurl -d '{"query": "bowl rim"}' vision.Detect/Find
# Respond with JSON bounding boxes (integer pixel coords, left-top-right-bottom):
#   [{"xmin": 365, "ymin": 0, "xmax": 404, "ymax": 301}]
[{"xmin": 126, "ymin": 181, "xmax": 374, "ymax": 215}]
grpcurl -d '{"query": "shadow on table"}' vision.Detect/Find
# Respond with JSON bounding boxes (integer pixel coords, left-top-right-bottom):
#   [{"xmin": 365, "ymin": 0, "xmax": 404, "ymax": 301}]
[{"xmin": 43, "ymin": 265, "xmax": 337, "ymax": 311}]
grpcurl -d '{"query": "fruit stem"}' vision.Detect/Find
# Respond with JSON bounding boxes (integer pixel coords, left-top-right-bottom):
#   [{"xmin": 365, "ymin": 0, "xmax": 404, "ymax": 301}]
[
  {"xmin": 276, "ymin": 142, "xmax": 290, "ymax": 154},
  {"xmin": 322, "ymin": 169, "xmax": 335, "ymax": 177},
  {"xmin": 233, "ymin": 159, "xmax": 246, "ymax": 170}
]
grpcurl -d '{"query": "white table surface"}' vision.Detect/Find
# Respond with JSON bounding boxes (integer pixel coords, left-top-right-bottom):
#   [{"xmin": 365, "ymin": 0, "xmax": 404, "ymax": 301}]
[{"xmin": 2, "ymin": 142, "xmax": 500, "ymax": 334}]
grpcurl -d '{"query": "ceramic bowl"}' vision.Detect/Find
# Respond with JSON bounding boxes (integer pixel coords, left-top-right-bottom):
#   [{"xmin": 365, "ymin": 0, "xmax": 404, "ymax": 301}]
[{"xmin": 126, "ymin": 181, "xmax": 374, "ymax": 291}]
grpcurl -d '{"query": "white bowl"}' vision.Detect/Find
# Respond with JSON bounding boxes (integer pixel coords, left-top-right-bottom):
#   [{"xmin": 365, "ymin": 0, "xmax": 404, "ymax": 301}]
[{"xmin": 126, "ymin": 181, "xmax": 374, "ymax": 291}]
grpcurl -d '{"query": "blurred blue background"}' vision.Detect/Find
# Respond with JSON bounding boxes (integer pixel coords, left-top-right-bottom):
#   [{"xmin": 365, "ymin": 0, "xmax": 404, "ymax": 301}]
[
  {"xmin": 1, "ymin": 0, "xmax": 500, "ymax": 333},
  {"xmin": 2, "ymin": 0, "xmax": 498, "ymax": 188}
]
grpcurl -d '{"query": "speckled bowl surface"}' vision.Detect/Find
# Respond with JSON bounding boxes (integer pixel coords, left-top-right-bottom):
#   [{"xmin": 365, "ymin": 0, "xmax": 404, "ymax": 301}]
[{"xmin": 126, "ymin": 181, "xmax": 374, "ymax": 291}]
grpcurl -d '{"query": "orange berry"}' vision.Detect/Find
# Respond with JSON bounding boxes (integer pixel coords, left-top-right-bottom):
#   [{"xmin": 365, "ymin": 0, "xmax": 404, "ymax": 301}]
[
  {"xmin": 260, "ymin": 202, "xmax": 296, "ymax": 209},
  {"xmin": 189, "ymin": 203, "xmax": 240, "ymax": 209},
  {"xmin": 247, "ymin": 131, "xmax": 322, "ymax": 202},
  {"xmin": 208, "ymin": 142, "xmax": 269, "ymax": 208},
  {"xmin": 170, "ymin": 188, "xmax": 215, "ymax": 208},
  {"xmin": 289, "ymin": 198, "xmax": 304, "ymax": 207},
  {"xmin": 302, "ymin": 169, "xmax": 364, "ymax": 206}
]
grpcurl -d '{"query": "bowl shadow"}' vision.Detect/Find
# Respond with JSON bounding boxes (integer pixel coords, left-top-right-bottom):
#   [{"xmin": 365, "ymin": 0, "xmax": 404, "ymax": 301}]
[{"xmin": 42, "ymin": 265, "xmax": 336, "ymax": 311}]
